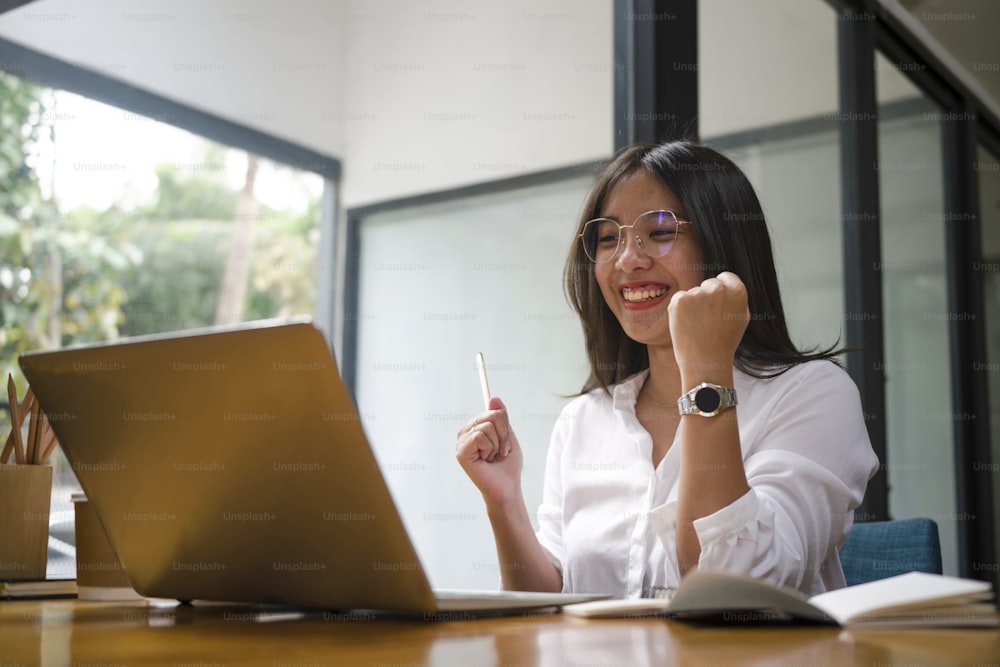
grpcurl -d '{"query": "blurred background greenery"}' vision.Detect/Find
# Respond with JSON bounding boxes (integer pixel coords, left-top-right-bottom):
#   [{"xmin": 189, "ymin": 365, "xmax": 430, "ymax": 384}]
[{"xmin": 1, "ymin": 72, "xmax": 319, "ymax": 528}]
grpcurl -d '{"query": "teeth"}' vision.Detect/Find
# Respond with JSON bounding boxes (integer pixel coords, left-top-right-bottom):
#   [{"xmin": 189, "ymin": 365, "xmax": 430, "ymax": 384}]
[{"xmin": 622, "ymin": 287, "xmax": 667, "ymax": 303}]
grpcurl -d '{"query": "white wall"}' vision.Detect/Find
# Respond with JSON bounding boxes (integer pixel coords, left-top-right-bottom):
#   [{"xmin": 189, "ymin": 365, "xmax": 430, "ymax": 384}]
[
  {"xmin": 338, "ymin": 0, "xmax": 613, "ymax": 205},
  {"xmin": 699, "ymin": 0, "xmax": 918, "ymax": 139}
]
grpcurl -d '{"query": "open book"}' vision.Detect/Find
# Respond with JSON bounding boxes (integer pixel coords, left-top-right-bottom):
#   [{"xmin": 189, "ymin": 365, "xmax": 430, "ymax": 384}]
[{"xmin": 562, "ymin": 570, "xmax": 997, "ymax": 628}]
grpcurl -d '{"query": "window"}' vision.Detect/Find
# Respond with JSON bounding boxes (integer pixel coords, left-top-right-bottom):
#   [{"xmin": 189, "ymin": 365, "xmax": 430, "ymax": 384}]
[
  {"xmin": 349, "ymin": 171, "xmax": 595, "ymax": 589},
  {"xmin": 1, "ymin": 84, "xmax": 324, "ymax": 576}
]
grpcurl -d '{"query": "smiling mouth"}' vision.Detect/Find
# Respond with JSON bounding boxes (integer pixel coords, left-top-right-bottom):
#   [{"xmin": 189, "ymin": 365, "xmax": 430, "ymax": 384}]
[{"xmin": 621, "ymin": 286, "xmax": 668, "ymax": 303}]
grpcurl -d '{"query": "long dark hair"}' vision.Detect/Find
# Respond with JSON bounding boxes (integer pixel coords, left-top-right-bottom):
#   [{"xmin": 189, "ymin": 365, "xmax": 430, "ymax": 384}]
[{"xmin": 563, "ymin": 140, "xmax": 840, "ymax": 394}]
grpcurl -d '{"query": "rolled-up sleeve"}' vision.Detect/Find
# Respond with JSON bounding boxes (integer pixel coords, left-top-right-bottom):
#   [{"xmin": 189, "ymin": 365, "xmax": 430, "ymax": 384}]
[{"xmin": 648, "ymin": 362, "xmax": 879, "ymax": 594}]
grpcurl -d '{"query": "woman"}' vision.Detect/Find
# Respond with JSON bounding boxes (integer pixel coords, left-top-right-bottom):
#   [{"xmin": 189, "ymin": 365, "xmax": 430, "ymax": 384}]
[{"xmin": 455, "ymin": 141, "xmax": 878, "ymax": 598}]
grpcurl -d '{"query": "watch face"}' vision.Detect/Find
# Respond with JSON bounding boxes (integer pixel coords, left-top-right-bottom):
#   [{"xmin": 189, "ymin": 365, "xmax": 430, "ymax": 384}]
[{"xmin": 694, "ymin": 386, "xmax": 722, "ymax": 413}]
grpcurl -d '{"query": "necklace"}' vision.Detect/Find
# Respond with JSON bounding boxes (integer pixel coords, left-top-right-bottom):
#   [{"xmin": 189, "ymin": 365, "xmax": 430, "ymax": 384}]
[{"xmin": 641, "ymin": 381, "xmax": 675, "ymax": 409}]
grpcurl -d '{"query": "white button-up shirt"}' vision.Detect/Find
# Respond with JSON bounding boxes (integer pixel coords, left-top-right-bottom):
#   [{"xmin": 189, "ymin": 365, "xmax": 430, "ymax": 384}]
[{"xmin": 535, "ymin": 360, "xmax": 879, "ymax": 598}]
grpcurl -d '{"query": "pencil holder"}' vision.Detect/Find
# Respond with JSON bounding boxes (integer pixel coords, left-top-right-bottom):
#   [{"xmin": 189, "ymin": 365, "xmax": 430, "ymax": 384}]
[{"xmin": 0, "ymin": 463, "xmax": 52, "ymax": 579}]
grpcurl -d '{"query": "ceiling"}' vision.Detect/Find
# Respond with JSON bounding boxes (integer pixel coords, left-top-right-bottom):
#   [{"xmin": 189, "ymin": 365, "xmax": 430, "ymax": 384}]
[{"xmin": 0, "ymin": 0, "xmax": 345, "ymax": 160}]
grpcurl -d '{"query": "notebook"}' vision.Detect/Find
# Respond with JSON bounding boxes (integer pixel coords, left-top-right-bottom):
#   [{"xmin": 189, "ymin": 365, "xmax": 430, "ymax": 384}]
[{"xmin": 19, "ymin": 318, "xmax": 602, "ymax": 614}]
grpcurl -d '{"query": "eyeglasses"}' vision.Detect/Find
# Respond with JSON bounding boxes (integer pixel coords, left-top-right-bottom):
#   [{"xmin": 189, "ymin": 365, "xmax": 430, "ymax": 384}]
[{"xmin": 579, "ymin": 210, "xmax": 691, "ymax": 264}]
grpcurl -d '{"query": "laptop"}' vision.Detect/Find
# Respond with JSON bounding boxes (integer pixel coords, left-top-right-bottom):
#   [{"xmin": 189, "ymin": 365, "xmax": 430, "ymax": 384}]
[{"xmin": 19, "ymin": 318, "xmax": 603, "ymax": 614}]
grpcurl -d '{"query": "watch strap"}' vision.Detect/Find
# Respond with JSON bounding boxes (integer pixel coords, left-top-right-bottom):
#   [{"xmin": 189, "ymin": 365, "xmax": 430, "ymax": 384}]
[{"xmin": 677, "ymin": 382, "xmax": 738, "ymax": 417}]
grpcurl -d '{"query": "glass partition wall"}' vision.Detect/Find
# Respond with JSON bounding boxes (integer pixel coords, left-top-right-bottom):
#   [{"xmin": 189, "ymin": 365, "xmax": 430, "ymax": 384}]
[
  {"xmin": 875, "ymin": 53, "xmax": 958, "ymax": 574},
  {"xmin": 350, "ymin": 174, "xmax": 595, "ymax": 589}
]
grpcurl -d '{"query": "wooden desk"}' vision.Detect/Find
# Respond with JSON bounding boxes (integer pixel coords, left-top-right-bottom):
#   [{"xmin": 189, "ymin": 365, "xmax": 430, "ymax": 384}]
[{"xmin": 2, "ymin": 598, "xmax": 998, "ymax": 666}]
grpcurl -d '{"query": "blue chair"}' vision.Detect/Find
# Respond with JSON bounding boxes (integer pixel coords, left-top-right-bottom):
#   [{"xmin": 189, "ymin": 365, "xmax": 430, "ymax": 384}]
[{"xmin": 839, "ymin": 517, "xmax": 943, "ymax": 586}]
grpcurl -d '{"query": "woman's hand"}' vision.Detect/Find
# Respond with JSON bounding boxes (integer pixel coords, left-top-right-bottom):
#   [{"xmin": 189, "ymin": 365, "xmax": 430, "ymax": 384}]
[
  {"xmin": 667, "ymin": 271, "xmax": 751, "ymax": 575},
  {"xmin": 455, "ymin": 396, "xmax": 524, "ymax": 508},
  {"xmin": 456, "ymin": 396, "xmax": 562, "ymax": 592},
  {"xmin": 667, "ymin": 271, "xmax": 749, "ymax": 381}
]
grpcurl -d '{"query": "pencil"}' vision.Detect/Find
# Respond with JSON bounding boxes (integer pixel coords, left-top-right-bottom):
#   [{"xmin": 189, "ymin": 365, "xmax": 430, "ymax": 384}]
[
  {"xmin": 38, "ymin": 414, "xmax": 58, "ymax": 466},
  {"xmin": 6, "ymin": 375, "xmax": 25, "ymax": 465},
  {"xmin": 25, "ymin": 400, "xmax": 39, "ymax": 464},
  {"xmin": 476, "ymin": 352, "xmax": 491, "ymax": 409},
  {"xmin": 19, "ymin": 388, "xmax": 35, "ymax": 461},
  {"xmin": 1, "ymin": 431, "xmax": 13, "ymax": 464}
]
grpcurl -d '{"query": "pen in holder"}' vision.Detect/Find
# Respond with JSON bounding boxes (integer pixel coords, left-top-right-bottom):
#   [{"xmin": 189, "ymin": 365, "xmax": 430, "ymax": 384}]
[{"xmin": 0, "ymin": 373, "xmax": 58, "ymax": 579}]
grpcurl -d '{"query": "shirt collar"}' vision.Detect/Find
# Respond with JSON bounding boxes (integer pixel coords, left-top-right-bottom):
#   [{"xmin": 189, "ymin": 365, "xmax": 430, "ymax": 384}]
[{"xmin": 611, "ymin": 369, "xmax": 650, "ymax": 413}]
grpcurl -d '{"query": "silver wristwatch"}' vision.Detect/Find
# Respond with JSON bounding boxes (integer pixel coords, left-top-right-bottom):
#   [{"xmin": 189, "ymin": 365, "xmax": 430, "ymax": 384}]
[{"xmin": 677, "ymin": 382, "xmax": 738, "ymax": 417}]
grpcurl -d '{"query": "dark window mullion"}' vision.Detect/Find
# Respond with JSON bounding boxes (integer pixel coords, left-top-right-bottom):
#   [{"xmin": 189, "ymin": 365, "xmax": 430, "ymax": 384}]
[
  {"xmin": 979, "ymin": 115, "xmax": 1000, "ymax": 164},
  {"xmin": 837, "ymin": 2, "xmax": 888, "ymax": 521},
  {"xmin": 941, "ymin": 104, "xmax": 996, "ymax": 583},
  {"xmin": 613, "ymin": 0, "xmax": 697, "ymax": 149}
]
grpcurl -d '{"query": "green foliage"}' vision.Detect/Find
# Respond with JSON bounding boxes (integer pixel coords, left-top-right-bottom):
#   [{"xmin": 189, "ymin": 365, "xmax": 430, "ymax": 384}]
[
  {"xmin": 116, "ymin": 219, "xmax": 228, "ymax": 336},
  {"xmin": 247, "ymin": 208, "xmax": 318, "ymax": 319},
  {"xmin": 2, "ymin": 75, "xmax": 134, "ymax": 367},
  {"xmin": 112, "ymin": 152, "xmax": 317, "ymax": 334},
  {"xmin": 0, "ymin": 73, "xmax": 50, "ymax": 220},
  {"xmin": 140, "ymin": 161, "xmax": 238, "ymax": 222},
  {"xmin": 2, "ymin": 75, "xmax": 319, "ymax": 404},
  {"xmin": 1, "ymin": 74, "xmax": 140, "ymax": 443},
  {"xmin": 117, "ymin": 209, "xmax": 318, "ymax": 337},
  {"xmin": 0, "ymin": 201, "xmax": 142, "ymax": 357}
]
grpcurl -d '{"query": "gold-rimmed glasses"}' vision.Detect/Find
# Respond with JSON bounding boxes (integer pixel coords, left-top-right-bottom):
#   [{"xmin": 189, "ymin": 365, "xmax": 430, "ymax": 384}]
[{"xmin": 579, "ymin": 210, "xmax": 691, "ymax": 264}]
